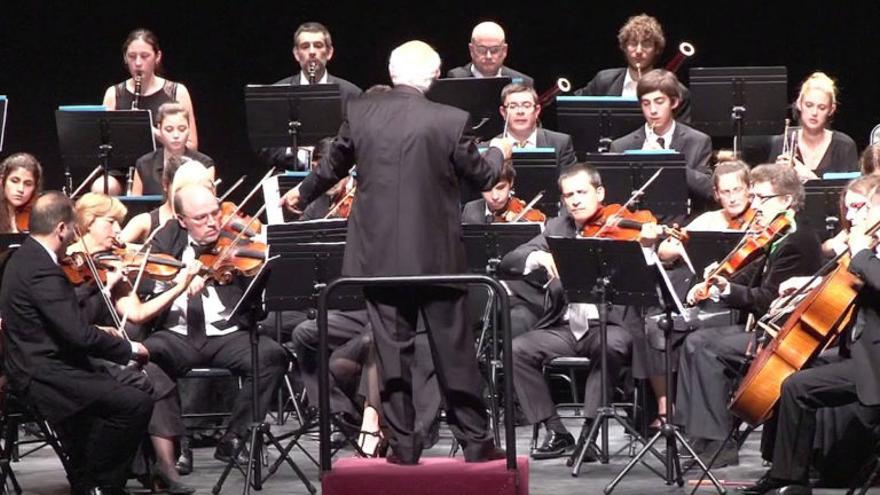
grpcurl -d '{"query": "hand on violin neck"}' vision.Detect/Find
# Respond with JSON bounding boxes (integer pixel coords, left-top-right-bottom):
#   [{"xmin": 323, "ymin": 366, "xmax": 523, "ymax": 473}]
[
  {"xmin": 186, "ymin": 275, "xmax": 207, "ymax": 297},
  {"xmin": 174, "ymin": 260, "xmax": 203, "ymax": 287},
  {"xmin": 638, "ymin": 223, "xmax": 659, "ymax": 248}
]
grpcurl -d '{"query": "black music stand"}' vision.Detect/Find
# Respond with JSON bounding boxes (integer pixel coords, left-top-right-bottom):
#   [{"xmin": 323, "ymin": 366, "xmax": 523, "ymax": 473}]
[
  {"xmin": 685, "ymin": 231, "xmax": 746, "ymax": 277},
  {"xmin": 210, "ymin": 257, "xmax": 317, "ymax": 495},
  {"xmin": 244, "ymin": 84, "xmax": 342, "ymax": 155},
  {"xmin": 803, "ymin": 178, "xmax": 849, "ymax": 241},
  {"xmin": 689, "ymin": 67, "xmax": 788, "ymax": 155},
  {"xmin": 461, "ymin": 148, "xmax": 559, "ymax": 211},
  {"xmin": 556, "ymin": 96, "xmax": 643, "ymax": 155},
  {"xmin": 427, "ymin": 77, "xmax": 512, "ymax": 141},
  {"xmin": 117, "ymin": 195, "xmax": 162, "ymax": 221},
  {"xmin": 586, "ymin": 152, "xmax": 688, "ymax": 220},
  {"xmin": 55, "ymin": 107, "xmax": 155, "ymax": 195},
  {"xmin": 0, "ymin": 96, "xmax": 7, "ymax": 152}
]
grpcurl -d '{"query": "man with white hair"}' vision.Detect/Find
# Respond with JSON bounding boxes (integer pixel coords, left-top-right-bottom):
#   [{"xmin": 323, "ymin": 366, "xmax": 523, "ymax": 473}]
[
  {"xmin": 283, "ymin": 40, "xmax": 514, "ymax": 464},
  {"xmin": 447, "ymin": 21, "xmax": 534, "ymax": 86}
]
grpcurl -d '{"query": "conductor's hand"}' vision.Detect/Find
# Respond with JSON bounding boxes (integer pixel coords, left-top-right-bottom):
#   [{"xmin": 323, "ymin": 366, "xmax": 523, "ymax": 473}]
[
  {"xmin": 489, "ymin": 137, "xmax": 515, "ymax": 160},
  {"xmin": 131, "ymin": 342, "xmax": 150, "ymax": 365},
  {"xmin": 532, "ymin": 251, "xmax": 559, "ymax": 281},
  {"xmin": 281, "ymin": 185, "xmax": 303, "ymax": 214}
]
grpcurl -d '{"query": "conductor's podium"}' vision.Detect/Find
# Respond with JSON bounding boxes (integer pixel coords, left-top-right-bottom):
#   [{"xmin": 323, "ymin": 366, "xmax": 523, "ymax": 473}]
[{"xmin": 322, "ymin": 456, "xmax": 529, "ymax": 495}]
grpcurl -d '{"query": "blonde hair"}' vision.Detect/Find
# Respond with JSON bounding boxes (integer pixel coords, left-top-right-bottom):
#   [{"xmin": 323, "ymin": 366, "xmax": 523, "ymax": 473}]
[
  {"xmin": 798, "ymin": 71, "xmax": 838, "ymax": 107},
  {"xmin": 74, "ymin": 193, "xmax": 127, "ymax": 232}
]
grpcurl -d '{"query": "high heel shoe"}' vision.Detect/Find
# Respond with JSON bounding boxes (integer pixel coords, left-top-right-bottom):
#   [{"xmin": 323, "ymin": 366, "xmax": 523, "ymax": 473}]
[
  {"xmin": 357, "ymin": 430, "xmax": 388, "ymax": 458},
  {"xmin": 153, "ymin": 467, "xmax": 196, "ymax": 495}
]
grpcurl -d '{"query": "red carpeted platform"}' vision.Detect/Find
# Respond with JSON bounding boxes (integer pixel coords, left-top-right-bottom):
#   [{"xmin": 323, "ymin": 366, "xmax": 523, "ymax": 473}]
[{"xmin": 322, "ymin": 456, "xmax": 529, "ymax": 495}]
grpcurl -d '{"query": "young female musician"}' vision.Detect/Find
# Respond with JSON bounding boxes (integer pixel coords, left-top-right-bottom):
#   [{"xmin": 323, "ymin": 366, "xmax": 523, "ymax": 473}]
[
  {"xmin": 771, "ymin": 72, "xmax": 858, "ymax": 181},
  {"xmin": 0, "ymin": 153, "xmax": 42, "ymax": 233}
]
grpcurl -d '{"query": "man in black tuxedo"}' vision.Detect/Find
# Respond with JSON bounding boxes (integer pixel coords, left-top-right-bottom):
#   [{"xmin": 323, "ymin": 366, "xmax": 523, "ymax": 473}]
[
  {"xmin": 262, "ymin": 22, "xmax": 364, "ymax": 171},
  {"xmin": 143, "ymin": 184, "xmax": 288, "ymax": 465},
  {"xmin": 0, "ymin": 191, "xmax": 152, "ymax": 495},
  {"xmin": 677, "ymin": 164, "xmax": 822, "ymax": 468},
  {"xmin": 610, "ymin": 69, "xmax": 713, "ymax": 216},
  {"xmin": 741, "ymin": 177, "xmax": 880, "ymax": 494},
  {"xmin": 574, "ymin": 14, "xmax": 691, "ymax": 122},
  {"xmin": 497, "ymin": 83, "xmax": 577, "ymax": 170},
  {"xmin": 446, "ymin": 21, "xmax": 533, "ymax": 87},
  {"xmin": 283, "ymin": 40, "xmax": 514, "ymax": 464}
]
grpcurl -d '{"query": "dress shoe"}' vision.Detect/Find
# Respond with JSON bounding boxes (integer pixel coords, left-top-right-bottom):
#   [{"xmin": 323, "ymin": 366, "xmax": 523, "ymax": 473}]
[
  {"xmin": 214, "ymin": 435, "xmax": 251, "ymax": 466},
  {"xmin": 738, "ymin": 471, "xmax": 799, "ymax": 495},
  {"xmin": 772, "ymin": 485, "xmax": 812, "ymax": 495},
  {"xmin": 530, "ymin": 430, "xmax": 575, "ymax": 460},
  {"xmin": 154, "ymin": 466, "xmax": 197, "ymax": 495},
  {"xmin": 386, "ymin": 451, "xmax": 419, "ymax": 465},
  {"xmin": 464, "ymin": 441, "xmax": 507, "ymax": 463},
  {"xmin": 175, "ymin": 438, "xmax": 193, "ymax": 475}
]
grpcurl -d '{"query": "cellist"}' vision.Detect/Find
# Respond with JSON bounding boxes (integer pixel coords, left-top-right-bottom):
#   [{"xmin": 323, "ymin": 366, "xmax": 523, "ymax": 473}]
[{"xmin": 741, "ymin": 175, "xmax": 880, "ymax": 495}]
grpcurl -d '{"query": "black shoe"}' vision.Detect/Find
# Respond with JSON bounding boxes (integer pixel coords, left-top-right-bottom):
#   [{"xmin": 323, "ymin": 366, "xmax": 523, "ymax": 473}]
[
  {"xmin": 386, "ymin": 451, "xmax": 419, "ymax": 465},
  {"xmin": 175, "ymin": 437, "xmax": 193, "ymax": 476},
  {"xmin": 738, "ymin": 471, "xmax": 798, "ymax": 495},
  {"xmin": 703, "ymin": 439, "xmax": 739, "ymax": 468},
  {"xmin": 214, "ymin": 435, "xmax": 250, "ymax": 465},
  {"xmin": 330, "ymin": 431, "xmax": 350, "ymax": 450},
  {"xmin": 463, "ymin": 440, "xmax": 507, "ymax": 463},
  {"xmin": 530, "ymin": 431, "xmax": 575, "ymax": 460},
  {"xmin": 772, "ymin": 485, "xmax": 812, "ymax": 495},
  {"xmin": 153, "ymin": 467, "xmax": 196, "ymax": 495}
]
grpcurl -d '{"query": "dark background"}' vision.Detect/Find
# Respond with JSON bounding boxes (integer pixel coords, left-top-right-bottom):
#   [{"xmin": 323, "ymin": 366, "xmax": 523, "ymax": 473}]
[{"xmin": 1, "ymin": 0, "xmax": 877, "ymax": 192}]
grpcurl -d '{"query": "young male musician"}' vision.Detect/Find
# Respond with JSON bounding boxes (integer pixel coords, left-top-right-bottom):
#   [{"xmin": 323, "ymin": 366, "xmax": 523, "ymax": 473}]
[
  {"xmin": 676, "ymin": 164, "xmax": 822, "ymax": 467},
  {"xmin": 0, "ymin": 191, "xmax": 152, "ymax": 494},
  {"xmin": 497, "ymin": 83, "xmax": 577, "ymax": 170},
  {"xmin": 609, "ymin": 69, "xmax": 713, "ymax": 215},
  {"xmin": 447, "ymin": 21, "xmax": 533, "ymax": 86},
  {"xmin": 500, "ymin": 163, "xmax": 656, "ymax": 460}
]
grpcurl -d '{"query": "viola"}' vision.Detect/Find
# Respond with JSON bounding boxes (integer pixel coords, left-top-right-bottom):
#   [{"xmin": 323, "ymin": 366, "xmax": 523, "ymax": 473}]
[
  {"xmin": 690, "ymin": 210, "xmax": 793, "ymax": 304},
  {"xmin": 493, "ymin": 196, "xmax": 546, "ymax": 223},
  {"xmin": 14, "ymin": 204, "xmax": 31, "ymax": 233},
  {"xmin": 220, "ymin": 201, "xmax": 262, "ymax": 238},
  {"xmin": 196, "ymin": 230, "xmax": 268, "ymax": 285},
  {"xmin": 580, "ymin": 203, "xmax": 687, "ymax": 241},
  {"xmin": 726, "ymin": 206, "xmax": 757, "ymax": 231}
]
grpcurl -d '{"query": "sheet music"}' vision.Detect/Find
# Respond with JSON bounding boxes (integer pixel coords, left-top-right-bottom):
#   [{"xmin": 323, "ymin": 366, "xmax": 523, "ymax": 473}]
[
  {"xmin": 0, "ymin": 96, "xmax": 7, "ymax": 152},
  {"xmin": 263, "ymin": 175, "xmax": 284, "ymax": 225}
]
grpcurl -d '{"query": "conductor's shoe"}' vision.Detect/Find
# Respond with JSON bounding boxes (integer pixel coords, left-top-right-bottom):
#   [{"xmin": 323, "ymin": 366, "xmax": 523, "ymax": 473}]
[
  {"xmin": 464, "ymin": 441, "xmax": 507, "ymax": 463},
  {"xmin": 530, "ymin": 431, "xmax": 575, "ymax": 460},
  {"xmin": 771, "ymin": 485, "xmax": 812, "ymax": 495},
  {"xmin": 214, "ymin": 435, "xmax": 250, "ymax": 465},
  {"xmin": 738, "ymin": 471, "xmax": 800, "ymax": 495}
]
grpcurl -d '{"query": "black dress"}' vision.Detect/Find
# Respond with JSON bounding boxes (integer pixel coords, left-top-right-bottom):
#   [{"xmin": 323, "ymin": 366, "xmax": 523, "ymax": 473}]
[
  {"xmin": 768, "ymin": 130, "xmax": 859, "ymax": 175},
  {"xmin": 114, "ymin": 79, "xmax": 179, "ymax": 122},
  {"xmin": 134, "ymin": 148, "xmax": 215, "ymax": 196}
]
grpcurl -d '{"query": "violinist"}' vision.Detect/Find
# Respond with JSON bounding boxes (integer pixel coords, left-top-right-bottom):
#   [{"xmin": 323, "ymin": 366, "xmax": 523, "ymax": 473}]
[
  {"xmin": 675, "ymin": 164, "xmax": 822, "ymax": 468},
  {"xmin": 68, "ymin": 192, "xmax": 199, "ymax": 494},
  {"xmin": 0, "ymin": 191, "xmax": 152, "ymax": 495},
  {"xmin": 740, "ymin": 175, "xmax": 880, "ymax": 494},
  {"xmin": 497, "ymin": 83, "xmax": 577, "ymax": 170},
  {"xmin": 499, "ymin": 164, "xmax": 658, "ymax": 460},
  {"xmin": 142, "ymin": 183, "xmax": 288, "ymax": 466},
  {"xmin": 462, "ymin": 160, "xmax": 544, "ymax": 224},
  {"xmin": 0, "ymin": 152, "xmax": 42, "ymax": 233}
]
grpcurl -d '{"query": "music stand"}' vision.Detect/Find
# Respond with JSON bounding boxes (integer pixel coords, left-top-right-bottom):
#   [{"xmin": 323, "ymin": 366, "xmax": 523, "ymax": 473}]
[
  {"xmin": 262, "ymin": 172, "xmax": 310, "ymax": 225},
  {"xmin": 556, "ymin": 96, "xmax": 643, "ymax": 155},
  {"xmin": 244, "ymin": 84, "xmax": 342, "ymax": 155},
  {"xmin": 688, "ymin": 67, "xmax": 788, "ymax": 155},
  {"xmin": 0, "ymin": 96, "xmax": 7, "ymax": 152},
  {"xmin": 117, "ymin": 195, "xmax": 163, "ymax": 221},
  {"xmin": 585, "ymin": 152, "xmax": 688, "ymax": 220},
  {"xmin": 210, "ymin": 257, "xmax": 316, "ymax": 495},
  {"xmin": 55, "ymin": 107, "xmax": 155, "ymax": 195},
  {"xmin": 684, "ymin": 231, "xmax": 745, "ymax": 277},
  {"xmin": 426, "ymin": 77, "xmax": 512, "ymax": 141},
  {"xmin": 0, "ymin": 234, "xmax": 25, "ymax": 251},
  {"xmin": 803, "ymin": 178, "xmax": 848, "ymax": 241},
  {"xmin": 462, "ymin": 148, "xmax": 559, "ymax": 211}
]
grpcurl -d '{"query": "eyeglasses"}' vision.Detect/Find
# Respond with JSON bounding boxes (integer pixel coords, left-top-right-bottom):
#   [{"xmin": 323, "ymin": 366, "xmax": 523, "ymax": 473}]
[
  {"xmin": 472, "ymin": 44, "xmax": 505, "ymax": 56},
  {"xmin": 751, "ymin": 193, "xmax": 784, "ymax": 204},
  {"xmin": 505, "ymin": 102, "xmax": 536, "ymax": 110}
]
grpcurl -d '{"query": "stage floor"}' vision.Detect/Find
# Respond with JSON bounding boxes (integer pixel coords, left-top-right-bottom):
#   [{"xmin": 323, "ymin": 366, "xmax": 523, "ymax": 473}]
[{"xmin": 8, "ymin": 418, "xmax": 878, "ymax": 494}]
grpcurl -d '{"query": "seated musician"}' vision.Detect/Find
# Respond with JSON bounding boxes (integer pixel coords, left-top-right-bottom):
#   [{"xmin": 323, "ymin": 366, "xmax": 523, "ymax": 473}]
[
  {"xmin": 500, "ymin": 163, "xmax": 658, "ymax": 460},
  {"xmin": 770, "ymin": 72, "xmax": 858, "ymax": 181},
  {"xmin": 142, "ymin": 183, "xmax": 288, "ymax": 465},
  {"xmin": 0, "ymin": 152, "xmax": 42, "ymax": 233},
  {"xmin": 131, "ymin": 102, "xmax": 215, "ymax": 196},
  {"xmin": 497, "ymin": 83, "xmax": 577, "ymax": 170},
  {"xmin": 119, "ymin": 156, "xmax": 188, "ymax": 244},
  {"xmin": 740, "ymin": 174, "xmax": 880, "ymax": 494},
  {"xmin": 462, "ymin": 159, "xmax": 545, "ymax": 224},
  {"xmin": 609, "ymin": 69, "xmax": 713, "ymax": 215},
  {"xmin": 446, "ymin": 21, "xmax": 533, "ymax": 86},
  {"xmin": 69, "ymin": 192, "xmax": 199, "ymax": 494},
  {"xmin": 860, "ymin": 143, "xmax": 880, "ymax": 176},
  {"xmin": 675, "ymin": 163, "xmax": 822, "ymax": 467},
  {"xmin": 573, "ymin": 13, "xmax": 691, "ymax": 122},
  {"xmin": 0, "ymin": 191, "xmax": 152, "ymax": 495}
]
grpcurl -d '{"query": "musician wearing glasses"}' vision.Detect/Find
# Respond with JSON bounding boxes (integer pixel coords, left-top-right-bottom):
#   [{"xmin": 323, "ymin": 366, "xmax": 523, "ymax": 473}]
[
  {"xmin": 739, "ymin": 175, "xmax": 880, "ymax": 494},
  {"xmin": 574, "ymin": 14, "xmax": 691, "ymax": 121},
  {"xmin": 610, "ymin": 69, "xmax": 713, "ymax": 216},
  {"xmin": 675, "ymin": 164, "xmax": 821, "ymax": 468},
  {"xmin": 498, "ymin": 83, "xmax": 577, "ymax": 169},
  {"xmin": 770, "ymin": 72, "xmax": 858, "ymax": 181},
  {"xmin": 446, "ymin": 21, "xmax": 534, "ymax": 86}
]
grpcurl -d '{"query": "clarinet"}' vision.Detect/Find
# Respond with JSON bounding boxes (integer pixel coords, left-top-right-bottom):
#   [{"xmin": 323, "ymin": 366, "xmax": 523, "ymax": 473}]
[
  {"xmin": 307, "ymin": 60, "xmax": 318, "ymax": 84},
  {"xmin": 126, "ymin": 166, "xmax": 136, "ymax": 196},
  {"xmin": 131, "ymin": 72, "xmax": 142, "ymax": 109}
]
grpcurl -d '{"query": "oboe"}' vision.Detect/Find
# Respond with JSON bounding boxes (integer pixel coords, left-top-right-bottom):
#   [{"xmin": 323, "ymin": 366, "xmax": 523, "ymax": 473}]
[
  {"xmin": 307, "ymin": 60, "xmax": 318, "ymax": 84},
  {"xmin": 132, "ymin": 72, "xmax": 143, "ymax": 110}
]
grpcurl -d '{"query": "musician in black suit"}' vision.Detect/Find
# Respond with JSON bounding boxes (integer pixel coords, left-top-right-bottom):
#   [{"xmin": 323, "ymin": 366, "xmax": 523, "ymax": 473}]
[
  {"xmin": 609, "ymin": 69, "xmax": 713, "ymax": 216},
  {"xmin": 497, "ymin": 83, "xmax": 577, "ymax": 170},
  {"xmin": 283, "ymin": 40, "xmax": 513, "ymax": 464},
  {"xmin": 0, "ymin": 191, "xmax": 152, "ymax": 495},
  {"xmin": 500, "ymin": 164, "xmax": 654, "ymax": 460},
  {"xmin": 142, "ymin": 184, "xmax": 288, "ymax": 465},
  {"xmin": 574, "ymin": 14, "xmax": 691, "ymax": 122},
  {"xmin": 677, "ymin": 164, "xmax": 822, "ymax": 468},
  {"xmin": 262, "ymin": 22, "xmax": 364, "ymax": 171},
  {"xmin": 446, "ymin": 21, "xmax": 533, "ymax": 86},
  {"xmin": 741, "ymin": 176, "xmax": 880, "ymax": 494}
]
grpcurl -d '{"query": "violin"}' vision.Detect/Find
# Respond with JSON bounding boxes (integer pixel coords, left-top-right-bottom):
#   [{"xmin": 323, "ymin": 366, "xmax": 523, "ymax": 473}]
[
  {"xmin": 196, "ymin": 230, "xmax": 268, "ymax": 285},
  {"xmin": 14, "ymin": 204, "xmax": 30, "ymax": 233},
  {"xmin": 726, "ymin": 206, "xmax": 757, "ymax": 231},
  {"xmin": 580, "ymin": 203, "xmax": 687, "ymax": 241},
  {"xmin": 324, "ymin": 178, "xmax": 356, "ymax": 220},
  {"xmin": 493, "ymin": 196, "xmax": 546, "ymax": 223},
  {"xmin": 62, "ymin": 246, "xmax": 186, "ymax": 285},
  {"xmin": 690, "ymin": 210, "xmax": 793, "ymax": 304},
  {"xmin": 220, "ymin": 201, "xmax": 262, "ymax": 237}
]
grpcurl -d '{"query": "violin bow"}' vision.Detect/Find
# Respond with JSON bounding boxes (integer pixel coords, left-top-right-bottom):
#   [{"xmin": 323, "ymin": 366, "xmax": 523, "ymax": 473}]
[
  {"xmin": 595, "ymin": 167, "xmax": 664, "ymax": 237},
  {"xmin": 118, "ymin": 245, "xmax": 153, "ymax": 331},
  {"xmin": 509, "ymin": 190, "xmax": 545, "ymax": 223},
  {"xmin": 218, "ymin": 175, "xmax": 247, "ymax": 202},
  {"xmin": 217, "ymin": 167, "xmax": 276, "ymax": 232},
  {"xmin": 211, "ymin": 203, "xmax": 269, "ymax": 273},
  {"xmin": 68, "ymin": 166, "xmax": 104, "ymax": 200},
  {"xmin": 323, "ymin": 182, "xmax": 357, "ymax": 220},
  {"xmin": 72, "ymin": 227, "xmax": 128, "ymax": 339}
]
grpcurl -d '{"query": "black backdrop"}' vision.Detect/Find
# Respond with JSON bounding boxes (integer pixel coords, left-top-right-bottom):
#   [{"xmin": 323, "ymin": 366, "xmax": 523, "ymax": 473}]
[{"xmin": 1, "ymin": 1, "xmax": 878, "ymax": 193}]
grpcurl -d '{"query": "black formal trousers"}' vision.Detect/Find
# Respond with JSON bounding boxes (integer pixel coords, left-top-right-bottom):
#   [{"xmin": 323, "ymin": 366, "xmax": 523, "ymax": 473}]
[
  {"xmin": 364, "ymin": 285, "xmax": 490, "ymax": 463},
  {"xmin": 144, "ymin": 330, "xmax": 288, "ymax": 438},
  {"xmin": 676, "ymin": 325, "xmax": 751, "ymax": 440},
  {"xmin": 48, "ymin": 376, "xmax": 153, "ymax": 491},
  {"xmin": 512, "ymin": 322, "xmax": 633, "ymax": 424}
]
